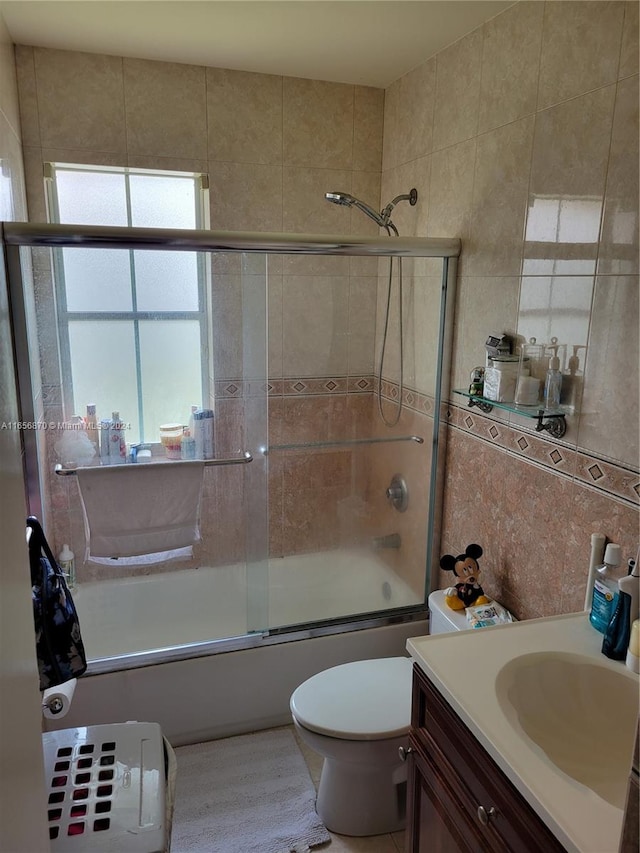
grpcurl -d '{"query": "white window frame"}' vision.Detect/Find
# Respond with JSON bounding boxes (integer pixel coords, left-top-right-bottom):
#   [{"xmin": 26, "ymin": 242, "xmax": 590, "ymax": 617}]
[{"xmin": 44, "ymin": 162, "xmax": 211, "ymax": 443}]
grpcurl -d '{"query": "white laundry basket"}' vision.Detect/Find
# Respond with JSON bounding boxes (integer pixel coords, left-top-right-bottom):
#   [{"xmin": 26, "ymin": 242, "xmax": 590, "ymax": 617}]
[{"xmin": 42, "ymin": 721, "xmax": 170, "ymax": 852}]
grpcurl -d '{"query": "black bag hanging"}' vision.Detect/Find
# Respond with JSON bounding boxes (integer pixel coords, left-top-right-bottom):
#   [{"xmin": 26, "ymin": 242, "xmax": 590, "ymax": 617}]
[{"xmin": 27, "ymin": 516, "xmax": 87, "ymax": 691}]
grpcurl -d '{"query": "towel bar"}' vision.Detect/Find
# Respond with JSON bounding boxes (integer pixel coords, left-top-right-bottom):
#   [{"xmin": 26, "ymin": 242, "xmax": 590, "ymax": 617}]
[
  {"xmin": 54, "ymin": 451, "xmax": 253, "ymax": 475},
  {"xmin": 268, "ymin": 435, "xmax": 424, "ymax": 451}
]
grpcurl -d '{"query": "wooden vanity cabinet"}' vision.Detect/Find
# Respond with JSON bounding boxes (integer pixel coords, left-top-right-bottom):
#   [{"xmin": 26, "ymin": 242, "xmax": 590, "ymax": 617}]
[{"xmin": 406, "ymin": 664, "xmax": 566, "ymax": 853}]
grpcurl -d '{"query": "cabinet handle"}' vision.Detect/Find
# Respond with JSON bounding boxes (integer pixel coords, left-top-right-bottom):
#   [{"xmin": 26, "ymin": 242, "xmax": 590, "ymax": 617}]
[
  {"xmin": 477, "ymin": 806, "xmax": 497, "ymax": 826},
  {"xmin": 398, "ymin": 746, "xmax": 414, "ymax": 761}
]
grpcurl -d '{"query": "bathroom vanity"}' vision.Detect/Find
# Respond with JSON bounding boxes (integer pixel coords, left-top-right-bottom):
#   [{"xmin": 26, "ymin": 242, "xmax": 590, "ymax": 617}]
[
  {"xmin": 406, "ymin": 664, "xmax": 564, "ymax": 851},
  {"xmin": 406, "ymin": 613, "xmax": 639, "ymax": 853}
]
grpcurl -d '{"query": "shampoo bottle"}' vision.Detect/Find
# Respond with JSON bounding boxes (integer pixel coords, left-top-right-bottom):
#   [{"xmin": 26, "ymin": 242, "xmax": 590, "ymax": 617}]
[
  {"xmin": 109, "ymin": 411, "xmax": 126, "ymax": 464},
  {"xmin": 589, "ymin": 543, "xmax": 623, "ymax": 633},
  {"xmin": 58, "ymin": 543, "xmax": 75, "ymax": 589},
  {"xmin": 85, "ymin": 403, "xmax": 99, "ymax": 457},
  {"xmin": 100, "ymin": 416, "xmax": 112, "ymax": 464}
]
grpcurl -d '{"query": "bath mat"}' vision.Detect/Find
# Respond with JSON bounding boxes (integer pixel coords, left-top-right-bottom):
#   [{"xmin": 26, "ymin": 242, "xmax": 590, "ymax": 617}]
[{"xmin": 171, "ymin": 727, "xmax": 331, "ymax": 853}]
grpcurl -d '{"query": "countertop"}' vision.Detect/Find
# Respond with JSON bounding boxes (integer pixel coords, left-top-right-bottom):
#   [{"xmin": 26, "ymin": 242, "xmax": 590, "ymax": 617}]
[{"xmin": 407, "ymin": 612, "xmax": 639, "ymax": 853}]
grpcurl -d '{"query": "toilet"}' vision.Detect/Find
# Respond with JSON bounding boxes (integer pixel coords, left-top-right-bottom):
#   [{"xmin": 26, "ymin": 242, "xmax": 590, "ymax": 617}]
[{"xmin": 290, "ymin": 589, "xmax": 483, "ymax": 836}]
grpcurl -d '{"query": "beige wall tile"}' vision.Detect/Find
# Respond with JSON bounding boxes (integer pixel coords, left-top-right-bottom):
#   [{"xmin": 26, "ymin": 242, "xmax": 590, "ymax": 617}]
[
  {"xmin": 282, "ymin": 275, "xmax": 349, "ymax": 377},
  {"xmin": 0, "ymin": 27, "xmax": 20, "ymax": 139},
  {"xmin": 382, "ymin": 77, "xmax": 400, "ymax": 172},
  {"xmin": 466, "ymin": 115, "xmax": 534, "ymax": 277},
  {"xmin": 268, "ymin": 274, "xmax": 283, "ymax": 380},
  {"xmin": 598, "ymin": 75, "xmax": 639, "ymax": 275},
  {"xmin": 128, "ymin": 154, "xmax": 208, "ymax": 174},
  {"xmin": 207, "ymin": 67, "xmax": 282, "ymax": 165},
  {"xmin": 124, "ymin": 59, "xmax": 206, "ymax": 159},
  {"xmin": 433, "ymin": 29, "xmax": 483, "ymax": 151},
  {"xmin": 14, "ymin": 46, "xmax": 39, "ymax": 147},
  {"xmin": 450, "ymin": 276, "xmax": 520, "ymax": 391},
  {"xmin": 283, "ymin": 77, "xmax": 353, "ymax": 169},
  {"xmin": 347, "ymin": 276, "xmax": 377, "ymax": 375},
  {"xmin": 380, "ymin": 158, "xmax": 426, "ymax": 238},
  {"xmin": 578, "ymin": 275, "xmax": 639, "ymax": 468},
  {"xmin": 397, "ymin": 58, "xmax": 436, "ymax": 164},
  {"xmin": 353, "ymin": 85, "xmax": 384, "ymax": 172},
  {"xmin": 518, "ymin": 274, "xmax": 593, "ymax": 353},
  {"xmin": 0, "ymin": 115, "xmax": 27, "ymax": 220},
  {"xmin": 209, "ymin": 161, "xmax": 283, "ymax": 231},
  {"xmin": 283, "ymin": 166, "xmax": 352, "ymax": 233},
  {"xmin": 33, "ymin": 48, "xmax": 126, "ymax": 153},
  {"xmin": 524, "ymin": 86, "xmax": 616, "ymax": 276},
  {"xmin": 427, "ymin": 138, "xmax": 475, "ymax": 245},
  {"xmin": 478, "ymin": 2, "xmax": 544, "ymax": 134},
  {"xmin": 620, "ymin": 1, "xmax": 640, "ymax": 78},
  {"xmin": 210, "ymin": 273, "xmax": 242, "ymax": 380},
  {"xmin": 537, "ymin": 1, "xmax": 625, "ymax": 110},
  {"xmin": 411, "ymin": 277, "xmax": 443, "ymax": 396},
  {"xmin": 349, "ymin": 170, "xmax": 383, "ymax": 237}
]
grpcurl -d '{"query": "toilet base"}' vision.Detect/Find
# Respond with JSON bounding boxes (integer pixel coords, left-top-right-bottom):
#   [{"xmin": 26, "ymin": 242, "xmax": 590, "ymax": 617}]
[{"xmin": 316, "ymin": 750, "xmax": 407, "ymax": 836}]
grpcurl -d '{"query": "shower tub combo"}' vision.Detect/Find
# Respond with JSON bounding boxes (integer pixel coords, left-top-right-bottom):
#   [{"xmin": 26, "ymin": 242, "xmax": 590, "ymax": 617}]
[{"xmin": 3, "ymin": 219, "xmax": 459, "ymax": 743}]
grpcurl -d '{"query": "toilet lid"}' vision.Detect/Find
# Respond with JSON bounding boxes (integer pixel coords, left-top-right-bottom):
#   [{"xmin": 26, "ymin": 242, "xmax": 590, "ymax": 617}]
[{"xmin": 290, "ymin": 657, "xmax": 412, "ymax": 741}]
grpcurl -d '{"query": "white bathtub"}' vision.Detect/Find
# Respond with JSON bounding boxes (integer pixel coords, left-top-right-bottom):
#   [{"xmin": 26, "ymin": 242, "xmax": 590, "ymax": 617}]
[
  {"xmin": 73, "ymin": 548, "xmax": 422, "ymax": 659},
  {"xmin": 50, "ymin": 549, "xmax": 428, "ymax": 745}
]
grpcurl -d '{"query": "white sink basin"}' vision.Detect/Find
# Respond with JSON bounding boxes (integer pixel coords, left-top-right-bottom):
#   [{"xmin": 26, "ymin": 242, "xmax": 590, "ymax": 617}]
[{"xmin": 496, "ymin": 651, "xmax": 639, "ymax": 807}]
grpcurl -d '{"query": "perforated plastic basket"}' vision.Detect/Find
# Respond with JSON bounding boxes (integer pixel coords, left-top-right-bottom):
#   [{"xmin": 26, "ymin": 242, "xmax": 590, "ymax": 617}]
[{"xmin": 42, "ymin": 722, "xmax": 166, "ymax": 852}]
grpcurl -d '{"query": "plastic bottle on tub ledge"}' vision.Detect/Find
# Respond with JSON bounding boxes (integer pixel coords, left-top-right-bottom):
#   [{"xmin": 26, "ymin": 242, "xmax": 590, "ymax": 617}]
[
  {"xmin": 193, "ymin": 408, "xmax": 215, "ymax": 459},
  {"xmin": 100, "ymin": 415, "xmax": 112, "ymax": 464},
  {"xmin": 109, "ymin": 411, "xmax": 127, "ymax": 464}
]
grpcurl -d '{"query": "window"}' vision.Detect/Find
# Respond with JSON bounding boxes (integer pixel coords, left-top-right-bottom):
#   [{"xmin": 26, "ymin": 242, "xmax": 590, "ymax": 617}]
[{"xmin": 46, "ymin": 163, "xmax": 210, "ymax": 445}]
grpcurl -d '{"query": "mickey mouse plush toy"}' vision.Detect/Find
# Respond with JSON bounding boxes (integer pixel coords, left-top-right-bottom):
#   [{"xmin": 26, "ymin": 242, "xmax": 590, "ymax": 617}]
[{"xmin": 439, "ymin": 544, "xmax": 490, "ymax": 611}]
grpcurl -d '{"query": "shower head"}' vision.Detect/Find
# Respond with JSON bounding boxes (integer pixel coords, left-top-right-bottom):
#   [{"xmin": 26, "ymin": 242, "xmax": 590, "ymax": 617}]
[
  {"xmin": 325, "ymin": 188, "xmax": 418, "ymax": 234},
  {"xmin": 325, "ymin": 191, "xmax": 387, "ymax": 228}
]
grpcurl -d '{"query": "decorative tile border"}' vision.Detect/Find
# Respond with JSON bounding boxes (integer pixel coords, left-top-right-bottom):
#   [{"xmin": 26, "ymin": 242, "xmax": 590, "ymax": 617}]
[
  {"xmin": 448, "ymin": 400, "xmax": 640, "ymax": 508},
  {"xmin": 379, "ymin": 378, "xmax": 435, "ymax": 416},
  {"xmin": 216, "ymin": 375, "xmax": 376, "ymax": 399},
  {"xmin": 214, "ymin": 376, "xmax": 638, "ymax": 506},
  {"xmin": 215, "ymin": 374, "xmax": 436, "ymax": 410}
]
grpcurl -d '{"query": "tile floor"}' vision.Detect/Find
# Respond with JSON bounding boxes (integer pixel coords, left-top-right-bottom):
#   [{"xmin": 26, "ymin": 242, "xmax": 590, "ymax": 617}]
[{"xmin": 291, "ymin": 725, "xmax": 406, "ymax": 853}]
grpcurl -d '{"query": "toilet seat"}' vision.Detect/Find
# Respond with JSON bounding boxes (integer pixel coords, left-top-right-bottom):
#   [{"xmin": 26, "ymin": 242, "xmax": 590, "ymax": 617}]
[{"xmin": 290, "ymin": 657, "xmax": 412, "ymax": 741}]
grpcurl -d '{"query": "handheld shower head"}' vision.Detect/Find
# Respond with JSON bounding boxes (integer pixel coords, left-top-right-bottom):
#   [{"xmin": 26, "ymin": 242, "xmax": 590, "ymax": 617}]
[
  {"xmin": 325, "ymin": 188, "xmax": 418, "ymax": 233},
  {"xmin": 325, "ymin": 191, "xmax": 388, "ymax": 228}
]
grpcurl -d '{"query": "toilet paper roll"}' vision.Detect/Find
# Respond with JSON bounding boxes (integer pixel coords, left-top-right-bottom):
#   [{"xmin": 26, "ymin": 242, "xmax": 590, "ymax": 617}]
[{"xmin": 42, "ymin": 678, "xmax": 76, "ymax": 719}]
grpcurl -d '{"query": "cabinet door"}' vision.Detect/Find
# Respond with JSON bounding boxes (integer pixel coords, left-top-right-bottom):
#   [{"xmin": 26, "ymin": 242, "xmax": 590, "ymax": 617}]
[{"xmin": 407, "ymin": 735, "xmax": 488, "ymax": 853}]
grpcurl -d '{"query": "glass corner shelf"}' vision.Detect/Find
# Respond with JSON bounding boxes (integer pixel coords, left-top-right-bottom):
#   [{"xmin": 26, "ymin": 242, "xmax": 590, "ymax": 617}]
[{"xmin": 452, "ymin": 389, "xmax": 568, "ymax": 438}]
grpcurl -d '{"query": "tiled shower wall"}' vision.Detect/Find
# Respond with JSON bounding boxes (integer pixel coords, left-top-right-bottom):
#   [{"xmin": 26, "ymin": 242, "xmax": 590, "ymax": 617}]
[
  {"xmin": 379, "ymin": 0, "xmax": 639, "ymax": 619},
  {"xmin": 15, "ymin": 44, "xmax": 426, "ymax": 585}
]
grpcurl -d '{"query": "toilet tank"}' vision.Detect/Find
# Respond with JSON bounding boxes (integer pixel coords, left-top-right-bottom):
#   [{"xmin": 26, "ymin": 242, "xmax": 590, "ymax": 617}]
[{"xmin": 428, "ymin": 590, "xmax": 471, "ymax": 634}]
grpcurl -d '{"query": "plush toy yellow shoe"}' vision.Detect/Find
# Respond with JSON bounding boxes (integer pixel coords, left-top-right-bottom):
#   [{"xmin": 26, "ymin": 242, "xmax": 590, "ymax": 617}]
[{"xmin": 440, "ymin": 544, "xmax": 490, "ymax": 610}]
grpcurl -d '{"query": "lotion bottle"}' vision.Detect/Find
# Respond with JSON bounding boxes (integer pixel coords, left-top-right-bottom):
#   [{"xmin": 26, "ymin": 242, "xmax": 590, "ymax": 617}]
[{"xmin": 589, "ymin": 543, "xmax": 623, "ymax": 633}]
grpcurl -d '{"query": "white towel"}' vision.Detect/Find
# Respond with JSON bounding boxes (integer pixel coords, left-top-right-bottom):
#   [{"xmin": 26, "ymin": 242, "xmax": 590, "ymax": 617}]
[{"xmin": 77, "ymin": 461, "xmax": 205, "ymax": 561}]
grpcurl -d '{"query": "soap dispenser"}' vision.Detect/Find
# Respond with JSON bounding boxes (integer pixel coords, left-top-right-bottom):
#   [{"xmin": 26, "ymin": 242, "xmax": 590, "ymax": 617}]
[
  {"xmin": 544, "ymin": 343, "xmax": 562, "ymax": 409},
  {"xmin": 560, "ymin": 345, "xmax": 585, "ymax": 412}
]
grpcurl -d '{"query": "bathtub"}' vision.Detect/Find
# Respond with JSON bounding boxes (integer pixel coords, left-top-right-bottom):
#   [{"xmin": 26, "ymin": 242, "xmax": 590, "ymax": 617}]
[{"xmin": 50, "ymin": 549, "xmax": 429, "ymax": 745}]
